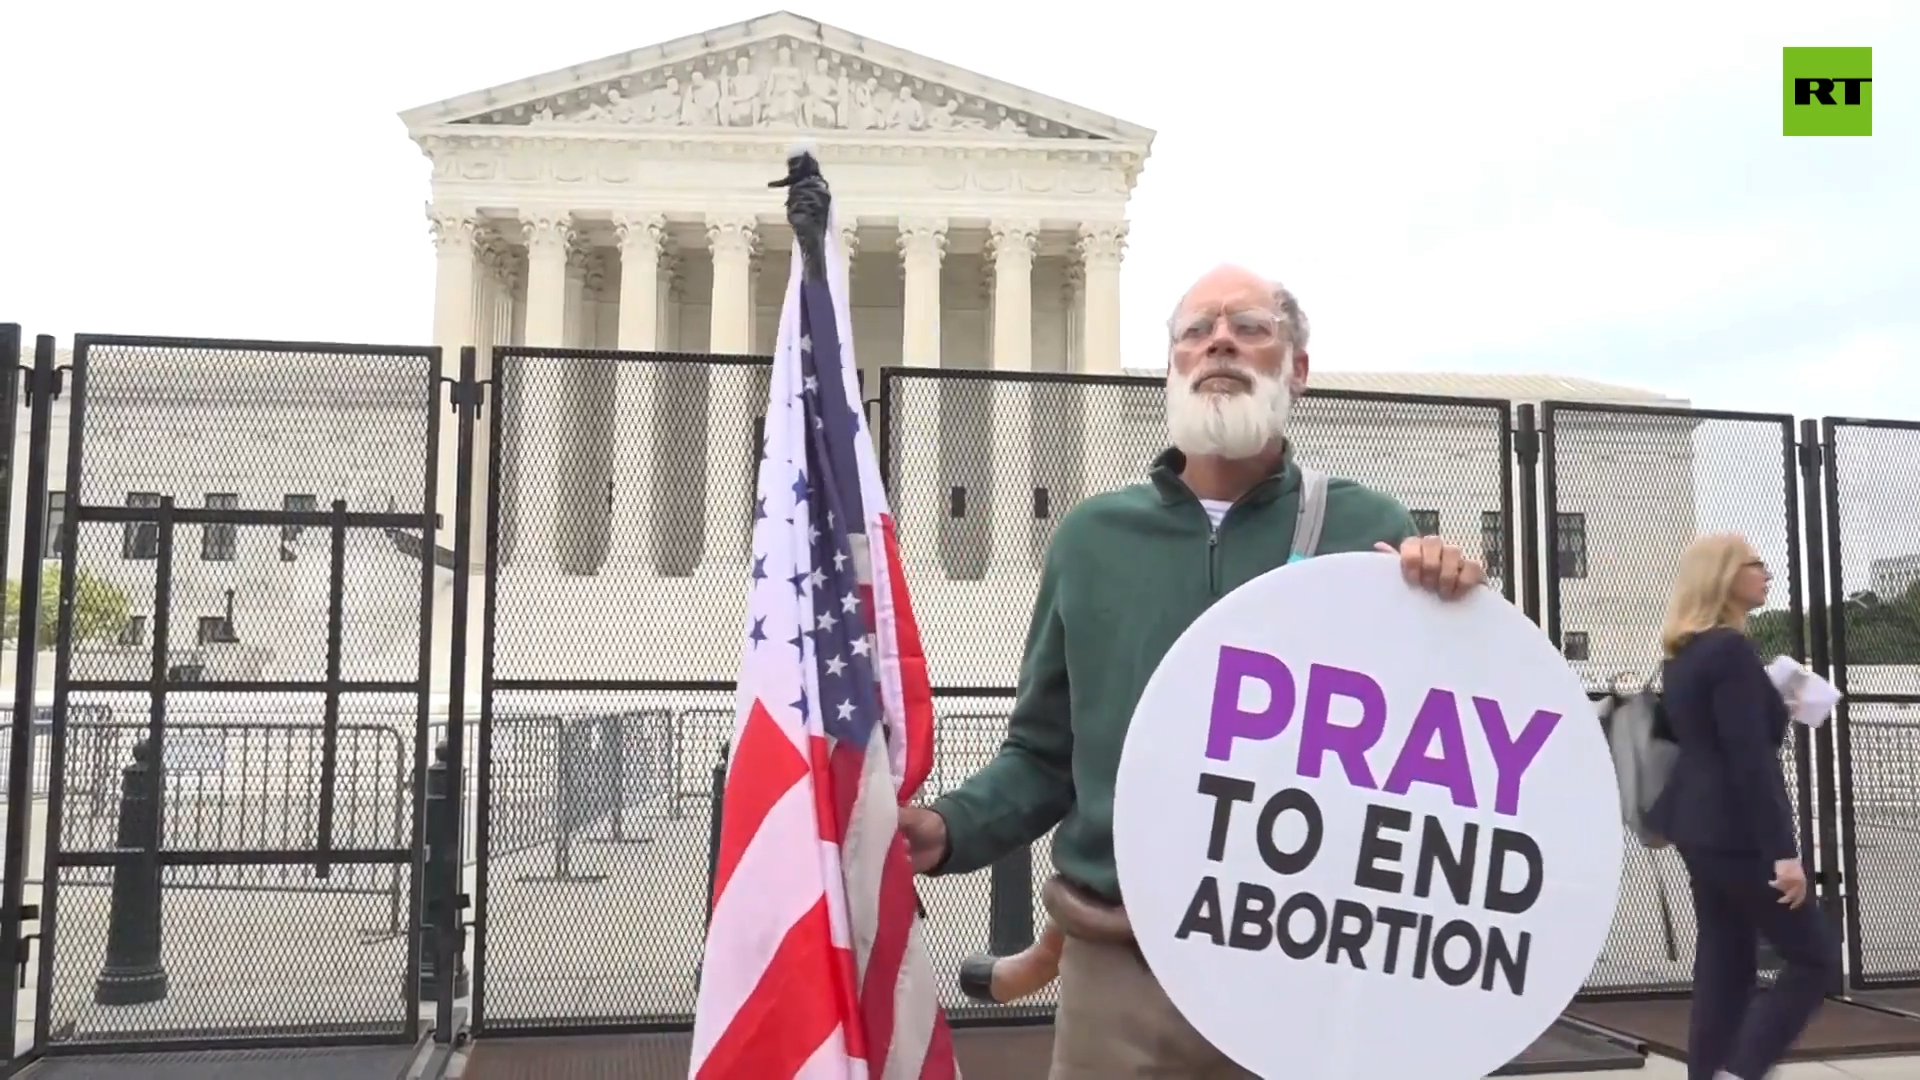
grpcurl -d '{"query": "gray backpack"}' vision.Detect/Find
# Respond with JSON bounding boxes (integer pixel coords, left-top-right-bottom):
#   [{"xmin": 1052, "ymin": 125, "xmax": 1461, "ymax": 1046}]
[
  {"xmin": 1597, "ymin": 676, "xmax": 1681, "ymax": 963},
  {"xmin": 1598, "ymin": 682, "xmax": 1679, "ymax": 849},
  {"xmin": 1289, "ymin": 465, "xmax": 1329, "ymax": 562}
]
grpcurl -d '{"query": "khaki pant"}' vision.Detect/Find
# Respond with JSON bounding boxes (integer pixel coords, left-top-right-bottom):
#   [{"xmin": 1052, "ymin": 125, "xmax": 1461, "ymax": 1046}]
[{"xmin": 1049, "ymin": 936, "xmax": 1258, "ymax": 1079}]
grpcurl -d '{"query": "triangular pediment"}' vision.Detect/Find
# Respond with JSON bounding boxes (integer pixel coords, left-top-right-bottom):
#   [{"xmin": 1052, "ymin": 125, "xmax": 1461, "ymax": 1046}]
[{"xmin": 399, "ymin": 11, "xmax": 1153, "ymax": 145}]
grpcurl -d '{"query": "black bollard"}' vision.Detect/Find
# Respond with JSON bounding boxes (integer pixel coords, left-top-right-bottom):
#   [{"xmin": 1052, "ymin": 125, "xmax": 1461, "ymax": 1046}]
[
  {"xmin": 704, "ymin": 740, "xmax": 730, "ymax": 925},
  {"xmin": 695, "ymin": 741, "xmax": 731, "ymax": 995},
  {"xmin": 94, "ymin": 738, "xmax": 168, "ymax": 1006},
  {"xmin": 419, "ymin": 740, "xmax": 470, "ymax": 1001}
]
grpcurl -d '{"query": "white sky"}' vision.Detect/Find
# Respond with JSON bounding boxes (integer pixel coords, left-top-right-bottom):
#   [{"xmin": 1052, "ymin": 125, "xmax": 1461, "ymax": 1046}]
[{"xmin": 3, "ymin": 1, "xmax": 1915, "ymax": 421}]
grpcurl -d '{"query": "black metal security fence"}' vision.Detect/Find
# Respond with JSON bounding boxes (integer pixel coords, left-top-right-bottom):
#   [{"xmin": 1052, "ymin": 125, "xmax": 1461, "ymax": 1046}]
[
  {"xmin": 0, "ymin": 333, "xmax": 1915, "ymax": 1061},
  {"xmin": 0, "ymin": 332, "xmax": 446, "ymax": 1073},
  {"xmin": 1539, "ymin": 403, "xmax": 1816, "ymax": 997},
  {"xmin": 1818, "ymin": 418, "xmax": 1920, "ymax": 995}
]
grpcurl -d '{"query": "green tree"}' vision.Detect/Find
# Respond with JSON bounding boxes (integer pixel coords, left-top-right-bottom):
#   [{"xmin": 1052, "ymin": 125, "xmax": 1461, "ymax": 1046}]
[
  {"xmin": 3, "ymin": 566, "xmax": 132, "ymax": 649},
  {"xmin": 1747, "ymin": 581, "xmax": 1920, "ymax": 666},
  {"xmin": 1836, "ymin": 584, "xmax": 1920, "ymax": 664},
  {"xmin": 1748, "ymin": 606, "xmax": 1798, "ymax": 660}
]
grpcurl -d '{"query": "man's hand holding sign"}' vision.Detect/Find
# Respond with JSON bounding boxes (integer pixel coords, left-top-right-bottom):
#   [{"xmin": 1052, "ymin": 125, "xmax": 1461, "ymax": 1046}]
[
  {"xmin": 1377, "ymin": 533, "xmax": 1488, "ymax": 599},
  {"xmin": 1113, "ymin": 551, "xmax": 1620, "ymax": 1080}
]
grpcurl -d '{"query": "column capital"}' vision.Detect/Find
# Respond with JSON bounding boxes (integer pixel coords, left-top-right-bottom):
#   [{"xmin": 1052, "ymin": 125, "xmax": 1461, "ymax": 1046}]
[
  {"xmin": 613, "ymin": 212, "xmax": 669, "ymax": 257},
  {"xmin": 897, "ymin": 217, "xmax": 949, "ymax": 258},
  {"xmin": 1063, "ymin": 259, "xmax": 1085, "ymax": 292},
  {"xmin": 838, "ymin": 221, "xmax": 861, "ymax": 259},
  {"xmin": 1077, "ymin": 221, "xmax": 1130, "ymax": 266},
  {"xmin": 427, "ymin": 205, "xmax": 480, "ymax": 255},
  {"xmin": 519, "ymin": 211, "xmax": 576, "ymax": 255},
  {"xmin": 987, "ymin": 220, "xmax": 1041, "ymax": 264},
  {"xmin": 705, "ymin": 215, "xmax": 760, "ymax": 261}
]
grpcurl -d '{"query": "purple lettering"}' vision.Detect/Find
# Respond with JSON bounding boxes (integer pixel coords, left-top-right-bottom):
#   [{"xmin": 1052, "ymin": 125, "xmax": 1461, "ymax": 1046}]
[
  {"xmin": 1204, "ymin": 646, "xmax": 1298, "ymax": 762},
  {"xmin": 1472, "ymin": 697, "xmax": 1563, "ymax": 816},
  {"xmin": 1382, "ymin": 689, "xmax": 1478, "ymax": 809},
  {"xmin": 1297, "ymin": 664, "xmax": 1386, "ymax": 788}
]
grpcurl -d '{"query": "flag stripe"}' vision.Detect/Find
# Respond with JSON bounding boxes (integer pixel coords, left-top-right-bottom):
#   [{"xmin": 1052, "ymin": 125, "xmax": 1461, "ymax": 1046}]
[
  {"xmin": 873, "ymin": 516, "xmax": 935, "ymax": 800},
  {"xmin": 918, "ymin": 1001, "xmax": 957, "ymax": 1080},
  {"xmin": 892, "ymin": 918, "xmax": 944, "ymax": 1080},
  {"xmin": 861, "ymin": 826, "xmax": 921, "ymax": 1074},
  {"xmin": 712, "ymin": 699, "xmax": 810, "ymax": 908},
  {"xmin": 694, "ymin": 897, "xmax": 846, "ymax": 1080},
  {"xmin": 693, "ymin": 774, "xmax": 831, "ymax": 1060}
]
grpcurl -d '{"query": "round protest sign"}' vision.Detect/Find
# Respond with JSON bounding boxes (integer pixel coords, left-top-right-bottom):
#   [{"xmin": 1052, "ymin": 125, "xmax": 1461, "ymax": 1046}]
[{"xmin": 1113, "ymin": 552, "xmax": 1621, "ymax": 1080}]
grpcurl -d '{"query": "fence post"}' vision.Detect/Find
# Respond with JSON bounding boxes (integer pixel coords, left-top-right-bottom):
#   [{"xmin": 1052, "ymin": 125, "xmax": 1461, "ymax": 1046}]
[
  {"xmin": 705, "ymin": 740, "xmax": 731, "ymax": 923},
  {"xmin": 93, "ymin": 738, "xmax": 168, "ymax": 1006},
  {"xmin": 987, "ymin": 848, "xmax": 1035, "ymax": 957},
  {"xmin": 695, "ymin": 739, "xmax": 731, "ymax": 994},
  {"xmin": 420, "ymin": 740, "xmax": 470, "ymax": 1002},
  {"xmin": 1514, "ymin": 404, "xmax": 1542, "ymax": 626},
  {"xmin": 1797, "ymin": 418, "xmax": 1846, "ymax": 993}
]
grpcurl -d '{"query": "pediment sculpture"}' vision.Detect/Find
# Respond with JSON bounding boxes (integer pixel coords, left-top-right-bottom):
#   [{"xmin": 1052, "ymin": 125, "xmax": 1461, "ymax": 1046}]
[{"xmin": 475, "ymin": 38, "xmax": 1092, "ymax": 139}]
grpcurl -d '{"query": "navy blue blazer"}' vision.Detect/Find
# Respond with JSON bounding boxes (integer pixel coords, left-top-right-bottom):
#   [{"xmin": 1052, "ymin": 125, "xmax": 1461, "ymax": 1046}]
[{"xmin": 1645, "ymin": 626, "xmax": 1798, "ymax": 861}]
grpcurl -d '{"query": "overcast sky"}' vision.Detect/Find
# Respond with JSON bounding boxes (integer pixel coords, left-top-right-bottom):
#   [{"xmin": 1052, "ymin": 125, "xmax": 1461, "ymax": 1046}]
[{"xmin": 3, "ymin": 1, "xmax": 1913, "ymax": 424}]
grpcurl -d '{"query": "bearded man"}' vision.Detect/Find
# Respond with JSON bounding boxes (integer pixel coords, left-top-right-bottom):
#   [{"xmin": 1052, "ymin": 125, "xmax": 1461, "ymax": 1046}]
[{"xmin": 897, "ymin": 264, "xmax": 1488, "ymax": 1078}]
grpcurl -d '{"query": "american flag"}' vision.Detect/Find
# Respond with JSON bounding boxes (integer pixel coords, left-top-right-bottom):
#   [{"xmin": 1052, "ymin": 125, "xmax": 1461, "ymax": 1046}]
[{"xmin": 688, "ymin": 211, "xmax": 956, "ymax": 1080}]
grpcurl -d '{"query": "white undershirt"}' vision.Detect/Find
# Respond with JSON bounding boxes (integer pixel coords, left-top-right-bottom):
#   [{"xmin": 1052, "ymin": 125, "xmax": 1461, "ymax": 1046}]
[{"xmin": 1200, "ymin": 499, "xmax": 1233, "ymax": 531}]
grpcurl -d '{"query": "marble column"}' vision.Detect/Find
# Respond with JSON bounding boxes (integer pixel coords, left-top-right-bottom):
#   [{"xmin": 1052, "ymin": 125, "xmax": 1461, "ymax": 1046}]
[
  {"xmin": 615, "ymin": 215, "xmax": 664, "ymax": 350},
  {"xmin": 461, "ymin": 232, "xmax": 510, "ymax": 568},
  {"xmin": 706, "ymin": 215, "xmax": 757, "ymax": 355},
  {"xmin": 514, "ymin": 211, "xmax": 573, "ymax": 569},
  {"xmin": 429, "ymin": 206, "xmax": 478, "ymax": 349},
  {"xmin": 987, "ymin": 221, "xmax": 1038, "ymax": 576},
  {"xmin": 988, "ymin": 221, "xmax": 1037, "ymax": 371},
  {"xmin": 705, "ymin": 215, "xmax": 758, "ymax": 565},
  {"xmin": 898, "ymin": 218, "xmax": 947, "ymax": 369},
  {"xmin": 836, "ymin": 221, "xmax": 863, "ymax": 394},
  {"xmin": 1062, "ymin": 261, "xmax": 1085, "ymax": 372},
  {"xmin": 428, "ymin": 207, "xmax": 478, "ymax": 560},
  {"xmin": 657, "ymin": 253, "xmax": 682, "ymax": 351},
  {"xmin": 1078, "ymin": 222, "xmax": 1128, "ymax": 374},
  {"xmin": 563, "ymin": 242, "xmax": 590, "ymax": 349},
  {"xmin": 837, "ymin": 221, "xmax": 860, "ymax": 294},
  {"xmin": 746, "ymin": 250, "xmax": 764, "ymax": 354},
  {"xmin": 612, "ymin": 214, "xmax": 666, "ymax": 566}
]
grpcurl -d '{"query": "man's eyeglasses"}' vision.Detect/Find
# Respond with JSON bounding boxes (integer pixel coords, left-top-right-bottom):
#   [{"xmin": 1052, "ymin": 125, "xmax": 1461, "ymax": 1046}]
[{"xmin": 1173, "ymin": 309, "xmax": 1284, "ymax": 347}]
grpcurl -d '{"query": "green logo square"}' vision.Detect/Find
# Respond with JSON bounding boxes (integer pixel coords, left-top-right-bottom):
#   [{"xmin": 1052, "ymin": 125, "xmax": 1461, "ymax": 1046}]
[{"xmin": 1784, "ymin": 47, "xmax": 1873, "ymax": 136}]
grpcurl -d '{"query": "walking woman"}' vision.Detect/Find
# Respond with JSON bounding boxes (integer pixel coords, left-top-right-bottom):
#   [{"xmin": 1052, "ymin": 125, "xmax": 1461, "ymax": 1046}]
[{"xmin": 1647, "ymin": 532, "xmax": 1836, "ymax": 1080}]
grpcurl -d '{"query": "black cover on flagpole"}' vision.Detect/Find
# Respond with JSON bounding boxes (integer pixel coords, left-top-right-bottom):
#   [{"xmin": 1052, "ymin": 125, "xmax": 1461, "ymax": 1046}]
[{"xmin": 771, "ymin": 148, "xmax": 832, "ymax": 284}]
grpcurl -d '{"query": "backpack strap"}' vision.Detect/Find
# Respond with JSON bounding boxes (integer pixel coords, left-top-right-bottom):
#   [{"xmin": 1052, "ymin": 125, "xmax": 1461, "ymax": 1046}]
[{"xmin": 1291, "ymin": 464, "xmax": 1329, "ymax": 561}]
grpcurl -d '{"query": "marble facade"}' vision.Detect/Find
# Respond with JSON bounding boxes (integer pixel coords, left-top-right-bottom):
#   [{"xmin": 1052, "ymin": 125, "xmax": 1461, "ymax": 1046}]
[{"xmin": 403, "ymin": 12, "xmax": 1155, "ymax": 563}]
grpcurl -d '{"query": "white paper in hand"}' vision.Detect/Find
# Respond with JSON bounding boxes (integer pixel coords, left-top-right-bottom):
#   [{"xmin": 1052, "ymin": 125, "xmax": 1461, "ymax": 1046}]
[{"xmin": 1765, "ymin": 656, "xmax": 1842, "ymax": 729}]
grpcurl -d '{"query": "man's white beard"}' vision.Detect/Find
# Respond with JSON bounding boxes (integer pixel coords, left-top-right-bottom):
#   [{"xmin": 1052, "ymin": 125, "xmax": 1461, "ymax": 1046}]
[{"xmin": 1165, "ymin": 361, "xmax": 1295, "ymax": 460}]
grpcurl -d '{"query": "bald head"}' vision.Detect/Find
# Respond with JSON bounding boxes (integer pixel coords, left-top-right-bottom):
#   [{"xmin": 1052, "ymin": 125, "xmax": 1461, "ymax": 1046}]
[
  {"xmin": 1167, "ymin": 264, "xmax": 1310, "ymax": 354},
  {"xmin": 1162, "ymin": 265, "xmax": 1311, "ymax": 461}
]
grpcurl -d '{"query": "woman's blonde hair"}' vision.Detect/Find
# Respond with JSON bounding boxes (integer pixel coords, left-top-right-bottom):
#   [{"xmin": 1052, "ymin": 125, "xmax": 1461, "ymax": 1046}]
[{"xmin": 1660, "ymin": 531, "xmax": 1757, "ymax": 657}]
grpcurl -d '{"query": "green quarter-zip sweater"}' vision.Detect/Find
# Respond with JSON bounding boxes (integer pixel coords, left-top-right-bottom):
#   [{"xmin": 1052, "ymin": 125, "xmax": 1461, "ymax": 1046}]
[{"xmin": 928, "ymin": 446, "xmax": 1421, "ymax": 903}]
